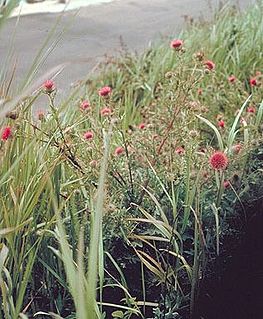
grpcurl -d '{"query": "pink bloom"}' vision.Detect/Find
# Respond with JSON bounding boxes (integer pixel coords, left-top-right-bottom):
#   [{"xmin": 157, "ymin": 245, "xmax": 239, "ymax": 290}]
[
  {"xmin": 175, "ymin": 146, "xmax": 185, "ymax": 155},
  {"xmin": 114, "ymin": 146, "xmax": 125, "ymax": 156},
  {"xmin": 100, "ymin": 107, "xmax": 112, "ymax": 117},
  {"xmin": 98, "ymin": 86, "xmax": 112, "ymax": 97},
  {"xmin": 1, "ymin": 126, "xmax": 12, "ymax": 141},
  {"xmin": 217, "ymin": 120, "xmax": 225, "ymax": 128},
  {"xmin": 138, "ymin": 123, "xmax": 146, "ymax": 130},
  {"xmin": 83, "ymin": 131, "xmax": 94, "ymax": 140},
  {"xmin": 80, "ymin": 100, "xmax": 91, "ymax": 110},
  {"xmin": 232, "ymin": 144, "xmax": 242, "ymax": 154},
  {"xmin": 204, "ymin": 60, "xmax": 215, "ymax": 71},
  {"xmin": 247, "ymin": 106, "xmax": 256, "ymax": 113},
  {"xmin": 228, "ymin": 75, "xmax": 236, "ymax": 83},
  {"xmin": 43, "ymin": 80, "xmax": 55, "ymax": 93},
  {"xmin": 223, "ymin": 180, "xmax": 230, "ymax": 189},
  {"xmin": 249, "ymin": 78, "xmax": 257, "ymax": 87},
  {"xmin": 197, "ymin": 88, "xmax": 203, "ymax": 95},
  {"xmin": 170, "ymin": 39, "xmax": 183, "ymax": 49},
  {"xmin": 37, "ymin": 110, "xmax": 45, "ymax": 121},
  {"xmin": 209, "ymin": 151, "xmax": 228, "ymax": 170}
]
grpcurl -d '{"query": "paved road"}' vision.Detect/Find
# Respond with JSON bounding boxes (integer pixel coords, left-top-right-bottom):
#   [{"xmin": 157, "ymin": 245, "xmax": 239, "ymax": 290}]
[{"xmin": 0, "ymin": 0, "xmax": 255, "ymax": 97}]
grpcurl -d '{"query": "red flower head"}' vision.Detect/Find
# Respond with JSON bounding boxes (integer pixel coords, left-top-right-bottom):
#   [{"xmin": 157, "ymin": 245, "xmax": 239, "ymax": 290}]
[
  {"xmin": 209, "ymin": 151, "xmax": 228, "ymax": 170},
  {"xmin": 217, "ymin": 120, "xmax": 225, "ymax": 128},
  {"xmin": 197, "ymin": 88, "xmax": 203, "ymax": 95},
  {"xmin": 80, "ymin": 100, "xmax": 91, "ymax": 110},
  {"xmin": 204, "ymin": 60, "xmax": 215, "ymax": 71},
  {"xmin": 228, "ymin": 75, "xmax": 236, "ymax": 83},
  {"xmin": 1, "ymin": 126, "xmax": 12, "ymax": 141},
  {"xmin": 223, "ymin": 180, "xmax": 230, "ymax": 189},
  {"xmin": 249, "ymin": 77, "xmax": 257, "ymax": 87},
  {"xmin": 175, "ymin": 146, "xmax": 185, "ymax": 155},
  {"xmin": 100, "ymin": 107, "xmax": 112, "ymax": 117},
  {"xmin": 43, "ymin": 80, "xmax": 55, "ymax": 93},
  {"xmin": 37, "ymin": 110, "xmax": 45, "ymax": 121},
  {"xmin": 247, "ymin": 106, "xmax": 256, "ymax": 114},
  {"xmin": 170, "ymin": 39, "xmax": 183, "ymax": 49},
  {"xmin": 83, "ymin": 131, "xmax": 94, "ymax": 140},
  {"xmin": 138, "ymin": 123, "xmax": 146, "ymax": 130},
  {"xmin": 114, "ymin": 146, "xmax": 125, "ymax": 156},
  {"xmin": 98, "ymin": 86, "xmax": 112, "ymax": 97},
  {"xmin": 232, "ymin": 144, "xmax": 242, "ymax": 154}
]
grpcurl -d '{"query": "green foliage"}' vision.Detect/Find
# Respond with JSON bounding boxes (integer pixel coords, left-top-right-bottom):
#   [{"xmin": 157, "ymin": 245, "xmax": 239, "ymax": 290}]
[{"xmin": 0, "ymin": 2, "xmax": 262, "ymax": 319}]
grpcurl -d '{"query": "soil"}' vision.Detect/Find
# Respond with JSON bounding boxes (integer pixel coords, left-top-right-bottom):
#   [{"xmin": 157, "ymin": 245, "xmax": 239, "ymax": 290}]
[{"xmin": 195, "ymin": 197, "xmax": 263, "ymax": 319}]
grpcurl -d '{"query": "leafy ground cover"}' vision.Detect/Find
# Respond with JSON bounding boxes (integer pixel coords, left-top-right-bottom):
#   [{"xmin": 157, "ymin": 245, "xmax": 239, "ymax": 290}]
[{"xmin": 0, "ymin": 1, "xmax": 262, "ymax": 319}]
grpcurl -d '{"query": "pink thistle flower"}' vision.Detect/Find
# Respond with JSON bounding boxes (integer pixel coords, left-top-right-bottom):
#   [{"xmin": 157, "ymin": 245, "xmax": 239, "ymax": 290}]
[
  {"xmin": 1, "ymin": 126, "xmax": 12, "ymax": 141},
  {"xmin": 247, "ymin": 106, "xmax": 256, "ymax": 114},
  {"xmin": 232, "ymin": 144, "xmax": 242, "ymax": 154},
  {"xmin": 43, "ymin": 80, "xmax": 55, "ymax": 93},
  {"xmin": 37, "ymin": 110, "xmax": 45, "ymax": 121},
  {"xmin": 83, "ymin": 131, "xmax": 94, "ymax": 140},
  {"xmin": 204, "ymin": 60, "xmax": 215, "ymax": 71},
  {"xmin": 197, "ymin": 88, "xmax": 203, "ymax": 95},
  {"xmin": 228, "ymin": 75, "xmax": 236, "ymax": 83},
  {"xmin": 98, "ymin": 86, "xmax": 112, "ymax": 97},
  {"xmin": 217, "ymin": 120, "xmax": 225, "ymax": 128},
  {"xmin": 223, "ymin": 180, "xmax": 230, "ymax": 189},
  {"xmin": 114, "ymin": 146, "xmax": 125, "ymax": 156},
  {"xmin": 100, "ymin": 107, "xmax": 112, "ymax": 117},
  {"xmin": 249, "ymin": 77, "xmax": 257, "ymax": 87},
  {"xmin": 138, "ymin": 123, "xmax": 146, "ymax": 130},
  {"xmin": 209, "ymin": 151, "xmax": 228, "ymax": 170},
  {"xmin": 80, "ymin": 100, "xmax": 91, "ymax": 110},
  {"xmin": 170, "ymin": 39, "xmax": 183, "ymax": 49},
  {"xmin": 175, "ymin": 146, "xmax": 185, "ymax": 155}
]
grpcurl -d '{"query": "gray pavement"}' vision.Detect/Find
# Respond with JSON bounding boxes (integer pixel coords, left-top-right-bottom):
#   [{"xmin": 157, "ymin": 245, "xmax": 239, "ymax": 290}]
[{"xmin": 0, "ymin": 0, "xmax": 256, "ymax": 97}]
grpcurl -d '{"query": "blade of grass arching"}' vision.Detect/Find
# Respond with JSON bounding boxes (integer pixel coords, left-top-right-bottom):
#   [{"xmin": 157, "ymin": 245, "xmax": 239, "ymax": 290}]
[
  {"xmin": 161, "ymin": 250, "xmax": 192, "ymax": 281},
  {"xmin": 86, "ymin": 127, "xmax": 112, "ymax": 319},
  {"xmin": 128, "ymin": 215, "xmax": 171, "ymax": 239},
  {"xmin": 196, "ymin": 115, "xmax": 224, "ymax": 150},
  {"xmin": 19, "ymin": 10, "xmax": 77, "ymax": 91},
  {"xmin": 133, "ymin": 250, "xmax": 165, "ymax": 281},
  {"xmin": 227, "ymin": 95, "xmax": 251, "ymax": 149},
  {"xmin": 105, "ymin": 252, "xmax": 131, "ymax": 305},
  {"xmin": 0, "ymin": 1, "xmax": 19, "ymax": 30},
  {"xmin": 0, "ymin": 11, "xmax": 20, "ymax": 88},
  {"xmin": 0, "ymin": 63, "xmax": 66, "ymax": 121},
  {"xmin": 97, "ymin": 302, "xmax": 142, "ymax": 316},
  {"xmin": 141, "ymin": 186, "xmax": 169, "ymax": 225}
]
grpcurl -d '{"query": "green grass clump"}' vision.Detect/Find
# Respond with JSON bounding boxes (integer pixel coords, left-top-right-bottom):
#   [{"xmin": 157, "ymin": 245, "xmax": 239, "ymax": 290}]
[{"xmin": 0, "ymin": 2, "xmax": 263, "ymax": 319}]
